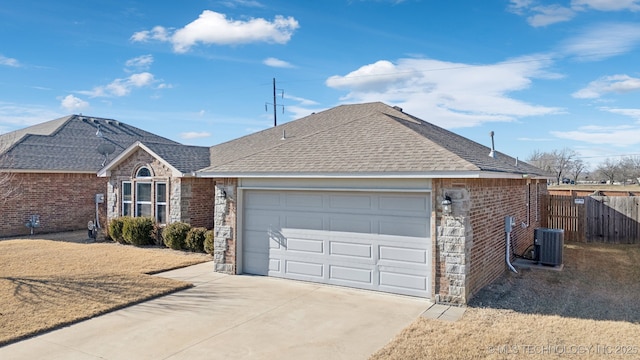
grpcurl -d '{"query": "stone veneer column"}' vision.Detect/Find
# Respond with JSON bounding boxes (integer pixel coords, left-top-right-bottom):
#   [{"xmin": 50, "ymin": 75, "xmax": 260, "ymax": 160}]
[
  {"xmin": 213, "ymin": 181, "xmax": 236, "ymax": 273},
  {"xmin": 106, "ymin": 180, "xmax": 117, "ymax": 222},
  {"xmin": 436, "ymin": 188, "xmax": 473, "ymax": 304}
]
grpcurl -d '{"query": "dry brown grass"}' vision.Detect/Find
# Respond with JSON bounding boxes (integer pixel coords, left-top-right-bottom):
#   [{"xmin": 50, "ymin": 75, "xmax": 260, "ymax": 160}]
[
  {"xmin": 0, "ymin": 238, "xmax": 210, "ymax": 346},
  {"xmin": 371, "ymin": 242, "xmax": 640, "ymax": 359}
]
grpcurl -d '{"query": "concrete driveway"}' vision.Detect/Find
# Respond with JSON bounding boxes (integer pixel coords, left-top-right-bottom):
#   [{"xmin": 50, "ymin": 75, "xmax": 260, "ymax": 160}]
[{"xmin": 0, "ymin": 262, "xmax": 431, "ymax": 360}]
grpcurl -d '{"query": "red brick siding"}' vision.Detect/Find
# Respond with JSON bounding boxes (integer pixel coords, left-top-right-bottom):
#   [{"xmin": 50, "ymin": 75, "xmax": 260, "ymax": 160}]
[
  {"xmin": 0, "ymin": 172, "xmax": 107, "ymax": 237},
  {"xmin": 434, "ymin": 178, "xmax": 547, "ymax": 301},
  {"xmin": 180, "ymin": 177, "xmax": 215, "ymax": 228}
]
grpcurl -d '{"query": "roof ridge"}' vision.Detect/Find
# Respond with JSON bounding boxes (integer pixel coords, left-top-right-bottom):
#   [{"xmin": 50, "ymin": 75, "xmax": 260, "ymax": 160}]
[
  {"xmin": 381, "ymin": 111, "xmax": 481, "ymax": 171},
  {"xmin": 209, "ymin": 106, "xmax": 381, "ymax": 169}
]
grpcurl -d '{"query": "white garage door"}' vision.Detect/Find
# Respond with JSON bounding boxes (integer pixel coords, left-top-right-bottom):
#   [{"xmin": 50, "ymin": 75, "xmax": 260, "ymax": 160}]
[{"xmin": 242, "ymin": 190, "xmax": 431, "ymax": 297}]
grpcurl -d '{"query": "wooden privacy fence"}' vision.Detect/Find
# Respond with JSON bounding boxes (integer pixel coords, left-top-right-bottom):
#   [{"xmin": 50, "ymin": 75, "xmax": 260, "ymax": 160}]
[{"xmin": 541, "ymin": 195, "xmax": 640, "ymax": 243}]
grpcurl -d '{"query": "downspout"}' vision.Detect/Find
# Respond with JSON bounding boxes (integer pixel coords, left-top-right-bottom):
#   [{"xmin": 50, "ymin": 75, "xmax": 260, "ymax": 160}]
[{"xmin": 505, "ymin": 216, "xmax": 518, "ymax": 273}]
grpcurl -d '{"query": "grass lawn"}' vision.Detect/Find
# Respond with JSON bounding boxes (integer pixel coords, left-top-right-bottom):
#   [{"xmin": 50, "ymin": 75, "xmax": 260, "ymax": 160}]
[
  {"xmin": 0, "ymin": 237, "xmax": 210, "ymax": 346},
  {"xmin": 371, "ymin": 242, "xmax": 640, "ymax": 359}
]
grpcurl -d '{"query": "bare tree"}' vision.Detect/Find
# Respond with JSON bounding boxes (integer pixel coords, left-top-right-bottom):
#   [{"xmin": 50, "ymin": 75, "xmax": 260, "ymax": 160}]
[
  {"xmin": 527, "ymin": 148, "xmax": 577, "ymax": 184},
  {"xmin": 569, "ymin": 159, "xmax": 586, "ymax": 184},
  {"xmin": 619, "ymin": 156, "xmax": 640, "ymax": 184},
  {"xmin": 595, "ymin": 158, "xmax": 620, "ymax": 184}
]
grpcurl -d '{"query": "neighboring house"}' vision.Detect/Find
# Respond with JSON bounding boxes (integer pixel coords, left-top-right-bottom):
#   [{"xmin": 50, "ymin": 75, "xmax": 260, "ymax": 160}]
[
  {"xmin": 102, "ymin": 102, "xmax": 549, "ymax": 304},
  {"xmin": 0, "ymin": 115, "xmax": 195, "ymax": 237}
]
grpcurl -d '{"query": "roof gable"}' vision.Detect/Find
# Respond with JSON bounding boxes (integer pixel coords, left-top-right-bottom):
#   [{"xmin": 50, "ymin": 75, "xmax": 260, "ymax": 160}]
[{"xmin": 98, "ymin": 141, "xmax": 211, "ymax": 177}]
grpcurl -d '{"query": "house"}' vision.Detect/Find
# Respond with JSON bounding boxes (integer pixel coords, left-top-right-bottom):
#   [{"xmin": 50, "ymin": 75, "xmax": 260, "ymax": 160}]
[
  {"xmin": 0, "ymin": 115, "xmax": 205, "ymax": 237},
  {"xmin": 101, "ymin": 102, "xmax": 548, "ymax": 304}
]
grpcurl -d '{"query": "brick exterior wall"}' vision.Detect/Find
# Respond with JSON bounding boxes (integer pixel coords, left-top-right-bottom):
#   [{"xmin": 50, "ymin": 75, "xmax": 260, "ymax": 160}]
[
  {"xmin": 0, "ymin": 172, "xmax": 107, "ymax": 237},
  {"xmin": 433, "ymin": 178, "xmax": 547, "ymax": 303},
  {"xmin": 180, "ymin": 177, "xmax": 215, "ymax": 228}
]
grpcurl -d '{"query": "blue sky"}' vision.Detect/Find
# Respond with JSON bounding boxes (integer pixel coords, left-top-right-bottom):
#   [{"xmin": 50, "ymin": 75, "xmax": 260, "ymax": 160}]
[{"xmin": 1, "ymin": 0, "xmax": 640, "ymax": 168}]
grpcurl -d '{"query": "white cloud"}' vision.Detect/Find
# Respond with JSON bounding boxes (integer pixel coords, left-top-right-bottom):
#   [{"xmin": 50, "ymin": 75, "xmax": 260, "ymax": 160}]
[
  {"xmin": 284, "ymin": 94, "xmax": 318, "ymax": 106},
  {"xmin": 130, "ymin": 26, "xmax": 170, "ymax": 42},
  {"xmin": 551, "ymin": 126, "xmax": 640, "ymax": 146},
  {"xmin": 508, "ymin": 0, "xmax": 534, "ymax": 15},
  {"xmin": 131, "ymin": 10, "xmax": 299, "ymax": 53},
  {"xmin": 0, "ymin": 102, "xmax": 64, "ymax": 131},
  {"xmin": 561, "ymin": 23, "xmax": 640, "ymax": 60},
  {"xmin": 263, "ymin": 57, "xmax": 294, "ymax": 68},
  {"xmin": 571, "ymin": 0, "xmax": 640, "ymax": 12},
  {"xmin": 125, "ymin": 54, "xmax": 154, "ymax": 70},
  {"xmin": 81, "ymin": 72, "xmax": 156, "ymax": 98},
  {"xmin": 527, "ymin": 5, "xmax": 576, "ymax": 27},
  {"xmin": 180, "ymin": 131, "xmax": 211, "ymax": 139},
  {"xmin": 510, "ymin": 0, "xmax": 640, "ymax": 27},
  {"xmin": 325, "ymin": 56, "xmax": 562, "ymax": 128},
  {"xmin": 60, "ymin": 95, "xmax": 90, "ymax": 112},
  {"xmin": 220, "ymin": 0, "xmax": 265, "ymax": 8},
  {"xmin": 602, "ymin": 107, "xmax": 640, "ymax": 120},
  {"xmin": 573, "ymin": 75, "xmax": 640, "ymax": 98},
  {"xmin": 0, "ymin": 55, "xmax": 20, "ymax": 67}
]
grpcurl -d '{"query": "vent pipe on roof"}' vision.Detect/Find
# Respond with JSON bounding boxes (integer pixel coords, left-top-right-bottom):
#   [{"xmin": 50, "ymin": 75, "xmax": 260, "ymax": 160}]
[
  {"xmin": 488, "ymin": 131, "xmax": 496, "ymax": 159},
  {"xmin": 392, "ymin": 106, "xmax": 403, "ymax": 112}
]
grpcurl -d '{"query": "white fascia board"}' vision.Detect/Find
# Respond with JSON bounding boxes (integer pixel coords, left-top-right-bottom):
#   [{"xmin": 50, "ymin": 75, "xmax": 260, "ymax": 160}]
[
  {"xmin": 195, "ymin": 171, "xmax": 542, "ymax": 180},
  {"xmin": 97, "ymin": 141, "xmax": 184, "ymax": 178}
]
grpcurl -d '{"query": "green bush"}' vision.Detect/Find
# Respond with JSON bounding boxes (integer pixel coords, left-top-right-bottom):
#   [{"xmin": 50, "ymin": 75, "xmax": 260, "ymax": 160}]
[
  {"xmin": 204, "ymin": 230, "xmax": 215, "ymax": 255},
  {"xmin": 108, "ymin": 217, "xmax": 126, "ymax": 244},
  {"xmin": 185, "ymin": 227, "xmax": 207, "ymax": 253},
  {"xmin": 122, "ymin": 217, "xmax": 155, "ymax": 246},
  {"xmin": 162, "ymin": 222, "xmax": 191, "ymax": 250}
]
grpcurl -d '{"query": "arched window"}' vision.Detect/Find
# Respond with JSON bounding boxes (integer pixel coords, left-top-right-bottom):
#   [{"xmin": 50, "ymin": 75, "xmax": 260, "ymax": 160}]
[
  {"xmin": 136, "ymin": 166, "xmax": 151, "ymax": 178},
  {"xmin": 121, "ymin": 165, "xmax": 167, "ymax": 223}
]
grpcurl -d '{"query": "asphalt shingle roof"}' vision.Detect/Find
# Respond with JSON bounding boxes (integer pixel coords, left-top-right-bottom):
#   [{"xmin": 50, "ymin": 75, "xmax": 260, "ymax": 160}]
[
  {"xmin": 0, "ymin": 115, "xmax": 198, "ymax": 172},
  {"xmin": 202, "ymin": 102, "xmax": 546, "ymax": 176}
]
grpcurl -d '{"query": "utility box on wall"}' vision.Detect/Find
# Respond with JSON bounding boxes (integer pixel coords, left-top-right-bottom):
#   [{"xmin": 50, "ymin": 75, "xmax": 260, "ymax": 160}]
[{"xmin": 534, "ymin": 228, "xmax": 564, "ymax": 266}]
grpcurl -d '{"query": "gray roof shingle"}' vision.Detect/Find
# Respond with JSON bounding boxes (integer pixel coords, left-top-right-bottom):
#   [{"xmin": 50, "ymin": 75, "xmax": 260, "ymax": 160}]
[
  {"xmin": 0, "ymin": 115, "xmax": 189, "ymax": 172},
  {"xmin": 202, "ymin": 102, "xmax": 546, "ymax": 176}
]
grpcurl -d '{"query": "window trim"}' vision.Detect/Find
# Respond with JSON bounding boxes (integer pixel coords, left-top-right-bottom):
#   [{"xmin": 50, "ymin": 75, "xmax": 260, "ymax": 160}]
[
  {"xmin": 122, "ymin": 181, "xmax": 132, "ymax": 217},
  {"xmin": 155, "ymin": 182, "xmax": 167, "ymax": 224},
  {"xmin": 135, "ymin": 182, "xmax": 152, "ymax": 217}
]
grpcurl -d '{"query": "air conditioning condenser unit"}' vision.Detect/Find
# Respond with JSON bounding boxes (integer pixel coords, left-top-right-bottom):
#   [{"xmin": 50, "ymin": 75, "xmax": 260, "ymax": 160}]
[{"xmin": 534, "ymin": 228, "xmax": 564, "ymax": 266}]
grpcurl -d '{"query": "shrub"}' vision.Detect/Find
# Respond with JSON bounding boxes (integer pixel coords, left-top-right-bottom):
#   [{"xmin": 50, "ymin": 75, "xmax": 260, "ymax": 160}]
[
  {"xmin": 122, "ymin": 217, "xmax": 155, "ymax": 246},
  {"xmin": 108, "ymin": 217, "xmax": 126, "ymax": 244},
  {"xmin": 185, "ymin": 227, "xmax": 207, "ymax": 253},
  {"xmin": 204, "ymin": 230, "xmax": 215, "ymax": 255},
  {"xmin": 162, "ymin": 222, "xmax": 190, "ymax": 250}
]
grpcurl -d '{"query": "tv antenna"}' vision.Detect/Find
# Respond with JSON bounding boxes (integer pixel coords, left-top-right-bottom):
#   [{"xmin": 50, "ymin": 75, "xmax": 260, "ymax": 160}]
[
  {"xmin": 265, "ymin": 78, "xmax": 284, "ymax": 127},
  {"xmin": 97, "ymin": 143, "xmax": 116, "ymax": 167}
]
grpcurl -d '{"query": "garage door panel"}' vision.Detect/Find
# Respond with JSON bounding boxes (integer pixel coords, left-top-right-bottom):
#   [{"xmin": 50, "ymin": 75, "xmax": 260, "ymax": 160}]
[
  {"xmin": 379, "ymin": 195, "xmax": 428, "ymax": 212},
  {"xmin": 329, "ymin": 241, "xmax": 372, "ymax": 259},
  {"xmin": 246, "ymin": 192, "xmax": 282, "ymax": 208},
  {"xmin": 269, "ymin": 258, "xmax": 281, "ymax": 272},
  {"xmin": 285, "ymin": 193, "xmax": 324, "ymax": 208},
  {"xmin": 379, "ymin": 270, "xmax": 428, "ymax": 292},
  {"xmin": 244, "ymin": 210, "xmax": 280, "ymax": 231},
  {"xmin": 328, "ymin": 216, "xmax": 372, "ymax": 233},
  {"xmin": 285, "ymin": 237, "xmax": 324, "ymax": 254},
  {"xmin": 243, "ymin": 190, "xmax": 431, "ymax": 298},
  {"xmin": 284, "ymin": 214, "xmax": 323, "ymax": 230},
  {"xmin": 329, "ymin": 194, "xmax": 372, "ymax": 210},
  {"xmin": 379, "ymin": 218, "xmax": 428, "ymax": 237},
  {"xmin": 329, "ymin": 265, "xmax": 373, "ymax": 284},
  {"xmin": 379, "ymin": 245, "xmax": 427, "ymax": 264},
  {"xmin": 285, "ymin": 260, "xmax": 324, "ymax": 278}
]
